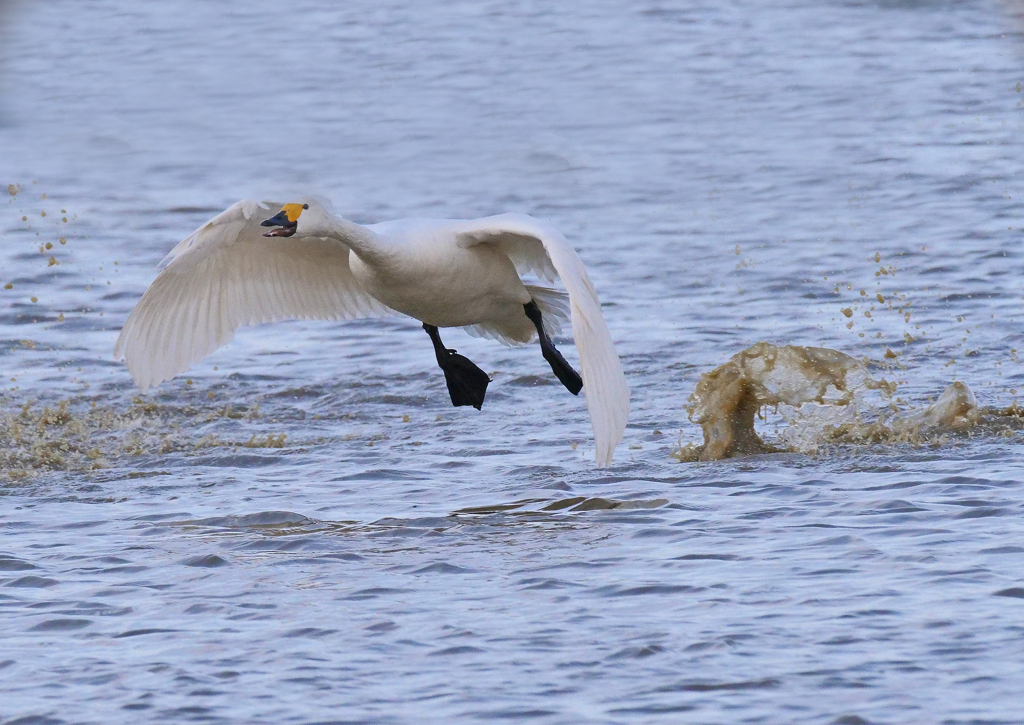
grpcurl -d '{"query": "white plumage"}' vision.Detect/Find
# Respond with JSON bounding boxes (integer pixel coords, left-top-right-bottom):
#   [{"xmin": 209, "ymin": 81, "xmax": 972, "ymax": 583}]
[{"xmin": 115, "ymin": 199, "xmax": 630, "ymax": 466}]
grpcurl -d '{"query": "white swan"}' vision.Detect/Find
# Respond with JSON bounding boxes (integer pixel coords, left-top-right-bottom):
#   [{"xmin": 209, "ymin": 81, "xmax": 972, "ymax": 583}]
[{"xmin": 114, "ymin": 199, "xmax": 630, "ymax": 465}]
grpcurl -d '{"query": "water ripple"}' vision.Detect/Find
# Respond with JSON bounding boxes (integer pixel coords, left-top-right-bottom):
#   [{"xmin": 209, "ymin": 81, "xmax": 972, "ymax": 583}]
[{"xmin": 1, "ymin": 0, "xmax": 1023, "ymax": 722}]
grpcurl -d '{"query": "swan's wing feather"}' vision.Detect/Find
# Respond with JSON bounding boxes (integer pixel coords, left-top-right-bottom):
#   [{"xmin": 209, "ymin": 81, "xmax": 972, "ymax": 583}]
[
  {"xmin": 456, "ymin": 213, "xmax": 629, "ymax": 466},
  {"xmin": 487, "ymin": 233, "xmax": 559, "ymax": 282},
  {"xmin": 115, "ymin": 199, "xmax": 390, "ymax": 391},
  {"xmin": 157, "ymin": 199, "xmax": 271, "ymax": 268}
]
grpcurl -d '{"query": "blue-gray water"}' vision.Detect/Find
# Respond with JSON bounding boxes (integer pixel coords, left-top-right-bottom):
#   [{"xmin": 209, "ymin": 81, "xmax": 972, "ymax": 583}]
[{"xmin": 2, "ymin": 1, "xmax": 1024, "ymax": 723}]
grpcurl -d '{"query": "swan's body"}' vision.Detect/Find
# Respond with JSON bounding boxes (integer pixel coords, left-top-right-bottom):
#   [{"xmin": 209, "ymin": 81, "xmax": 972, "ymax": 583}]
[
  {"xmin": 352, "ymin": 218, "xmax": 532, "ymax": 335},
  {"xmin": 115, "ymin": 199, "xmax": 630, "ymax": 465}
]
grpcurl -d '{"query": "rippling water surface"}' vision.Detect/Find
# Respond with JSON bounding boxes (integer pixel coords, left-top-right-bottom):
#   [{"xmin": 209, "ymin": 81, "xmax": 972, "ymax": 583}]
[{"xmin": 3, "ymin": 1, "xmax": 1024, "ymax": 722}]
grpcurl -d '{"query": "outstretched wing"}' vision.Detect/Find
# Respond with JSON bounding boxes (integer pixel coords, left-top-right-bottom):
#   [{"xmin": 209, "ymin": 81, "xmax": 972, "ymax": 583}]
[
  {"xmin": 456, "ymin": 213, "xmax": 629, "ymax": 466},
  {"xmin": 114, "ymin": 199, "xmax": 390, "ymax": 391}
]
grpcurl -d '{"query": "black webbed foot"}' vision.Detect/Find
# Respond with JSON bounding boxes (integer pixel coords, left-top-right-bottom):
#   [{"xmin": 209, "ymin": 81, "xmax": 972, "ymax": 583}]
[
  {"xmin": 438, "ymin": 350, "xmax": 490, "ymax": 410},
  {"xmin": 524, "ymin": 301, "xmax": 583, "ymax": 395},
  {"xmin": 423, "ymin": 324, "xmax": 490, "ymax": 410}
]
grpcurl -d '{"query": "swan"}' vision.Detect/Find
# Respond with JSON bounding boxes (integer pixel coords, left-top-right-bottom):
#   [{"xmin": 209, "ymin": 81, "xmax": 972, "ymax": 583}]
[{"xmin": 114, "ymin": 199, "xmax": 630, "ymax": 465}]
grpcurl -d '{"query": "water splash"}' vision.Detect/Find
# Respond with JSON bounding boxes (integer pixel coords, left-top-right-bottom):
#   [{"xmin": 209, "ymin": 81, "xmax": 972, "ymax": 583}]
[
  {"xmin": 673, "ymin": 343, "xmax": 1010, "ymax": 462},
  {"xmin": 0, "ymin": 395, "xmax": 281, "ymax": 480}
]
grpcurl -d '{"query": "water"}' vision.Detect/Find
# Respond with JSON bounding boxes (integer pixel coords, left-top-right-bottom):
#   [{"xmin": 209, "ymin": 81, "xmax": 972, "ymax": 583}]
[{"xmin": 2, "ymin": 0, "xmax": 1024, "ymax": 722}]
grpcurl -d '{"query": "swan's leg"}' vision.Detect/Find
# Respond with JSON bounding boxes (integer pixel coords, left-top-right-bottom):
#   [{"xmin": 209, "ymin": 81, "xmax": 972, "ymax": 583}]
[
  {"xmin": 423, "ymin": 323, "xmax": 490, "ymax": 410},
  {"xmin": 524, "ymin": 300, "xmax": 583, "ymax": 395}
]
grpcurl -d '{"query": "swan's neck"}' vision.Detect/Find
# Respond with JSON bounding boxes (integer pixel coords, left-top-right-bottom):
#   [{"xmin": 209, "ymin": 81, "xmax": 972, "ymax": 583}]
[{"xmin": 317, "ymin": 215, "xmax": 389, "ymax": 266}]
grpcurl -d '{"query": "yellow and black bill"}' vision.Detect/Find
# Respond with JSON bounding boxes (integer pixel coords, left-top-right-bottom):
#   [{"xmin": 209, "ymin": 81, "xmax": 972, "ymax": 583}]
[{"xmin": 261, "ymin": 203, "xmax": 307, "ymax": 237}]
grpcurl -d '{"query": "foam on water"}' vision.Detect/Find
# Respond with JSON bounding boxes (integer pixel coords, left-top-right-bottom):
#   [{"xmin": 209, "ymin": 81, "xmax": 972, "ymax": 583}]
[{"xmin": 0, "ymin": 393, "xmax": 284, "ymax": 477}]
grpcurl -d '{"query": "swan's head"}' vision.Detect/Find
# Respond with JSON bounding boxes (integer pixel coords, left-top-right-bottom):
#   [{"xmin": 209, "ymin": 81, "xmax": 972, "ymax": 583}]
[{"xmin": 261, "ymin": 203, "xmax": 308, "ymax": 238}]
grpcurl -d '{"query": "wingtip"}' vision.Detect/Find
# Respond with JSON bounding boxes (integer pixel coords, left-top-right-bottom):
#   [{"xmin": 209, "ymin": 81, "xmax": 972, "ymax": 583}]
[
  {"xmin": 119, "ymin": 352, "xmax": 151, "ymax": 393},
  {"xmin": 132, "ymin": 367, "xmax": 152, "ymax": 393},
  {"xmin": 593, "ymin": 422, "xmax": 626, "ymax": 467},
  {"xmin": 113, "ymin": 327, "xmax": 127, "ymax": 359}
]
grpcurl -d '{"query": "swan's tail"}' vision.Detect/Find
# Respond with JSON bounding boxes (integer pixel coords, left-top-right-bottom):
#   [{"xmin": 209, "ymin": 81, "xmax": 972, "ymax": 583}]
[
  {"xmin": 525, "ymin": 285, "xmax": 569, "ymax": 339},
  {"xmin": 460, "ymin": 285, "xmax": 569, "ymax": 346}
]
